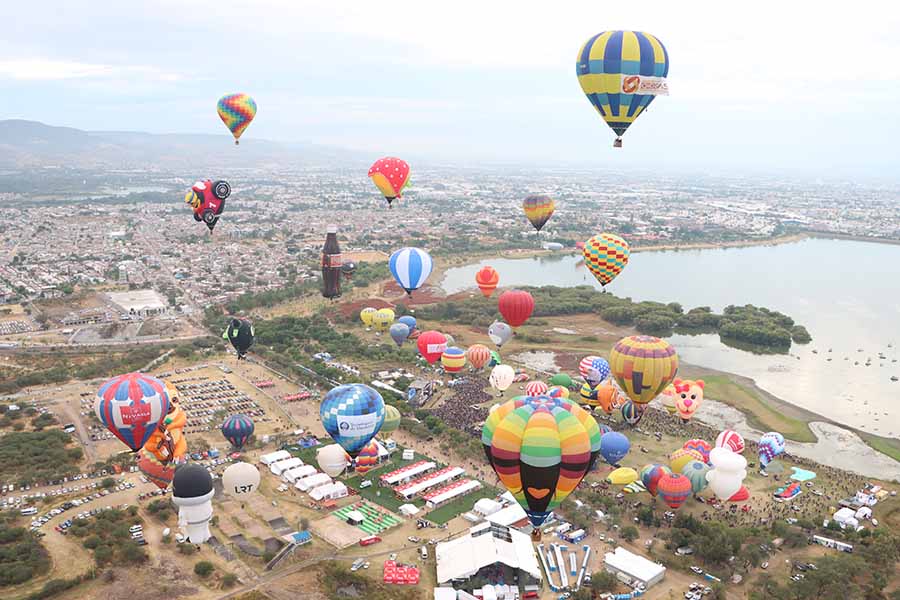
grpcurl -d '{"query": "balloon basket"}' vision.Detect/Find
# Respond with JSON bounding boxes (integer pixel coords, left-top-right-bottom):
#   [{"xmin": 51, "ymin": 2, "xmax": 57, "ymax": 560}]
[
  {"xmin": 531, "ymin": 529, "xmax": 541, "ymax": 542},
  {"xmin": 613, "ymin": 137, "xmax": 622, "ymax": 148},
  {"xmin": 235, "ymin": 140, "xmax": 240, "ymax": 146}
]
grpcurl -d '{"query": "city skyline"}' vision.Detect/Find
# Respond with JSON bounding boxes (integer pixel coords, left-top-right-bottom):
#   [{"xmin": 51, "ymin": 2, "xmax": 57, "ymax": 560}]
[{"xmin": 3, "ymin": 1, "xmax": 900, "ymax": 178}]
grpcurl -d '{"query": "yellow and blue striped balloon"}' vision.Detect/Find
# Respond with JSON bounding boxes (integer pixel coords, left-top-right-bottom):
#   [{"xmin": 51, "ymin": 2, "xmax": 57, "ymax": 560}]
[{"xmin": 576, "ymin": 31, "xmax": 669, "ymax": 145}]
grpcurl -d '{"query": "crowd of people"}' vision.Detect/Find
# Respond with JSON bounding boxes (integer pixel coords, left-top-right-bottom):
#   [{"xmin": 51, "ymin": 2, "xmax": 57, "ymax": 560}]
[{"xmin": 431, "ymin": 376, "xmax": 491, "ymax": 433}]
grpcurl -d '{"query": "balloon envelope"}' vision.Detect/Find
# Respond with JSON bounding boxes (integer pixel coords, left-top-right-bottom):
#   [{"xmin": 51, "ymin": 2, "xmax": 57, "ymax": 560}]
[
  {"xmin": 381, "ymin": 405, "xmax": 401, "ymax": 434},
  {"xmin": 466, "ymin": 344, "xmax": 491, "ymax": 370},
  {"xmin": 95, "ymin": 373, "xmax": 170, "ymax": 451},
  {"xmin": 138, "ymin": 451, "xmax": 175, "ymax": 490},
  {"xmin": 600, "ymin": 431, "xmax": 630, "ymax": 465},
  {"xmin": 360, "ymin": 307, "xmax": 377, "ymax": 326},
  {"xmin": 640, "ymin": 464, "xmax": 672, "ymax": 497},
  {"xmin": 397, "ymin": 315, "xmax": 417, "ymax": 333},
  {"xmin": 621, "ymin": 400, "xmax": 645, "ymax": 426},
  {"xmin": 669, "ymin": 448, "xmax": 704, "ymax": 474},
  {"xmin": 547, "ymin": 385, "xmax": 569, "ymax": 400},
  {"xmin": 681, "ymin": 460, "xmax": 711, "ymax": 494},
  {"xmin": 355, "ymin": 441, "xmax": 380, "ymax": 474},
  {"xmin": 217, "ymin": 93, "xmax": 257, "ymax": 143},
  {"xmin": 490, "ymin": 364, "xmax": 515, "ymax": 393},
  {"xmin": 389, "ymin": 323, "xmax": 410, "ymax": 347},
  {"xmin": 372, "ymin": 308, "xmax": 395, "ymax": 332},
  {"xmin": 368, "ymin": 157, "xmax": 411, "ymax": 202},
  {"xmin": 317, "ymin": 444, "xmax": 351, "ymax": 477},
  {"xmin": 607, "ymin": 467, "xmax": 638, "ymax": 485},
  {"xmin": 389, "ymin": 247, "xmax": 432, "ymax": 295},
  {"xmin": 522, "ymin": 194, "xmax": 555, "ymax": 232},
  {"xmin": 549, "ymin": 373, "xmax": 573, "ymax": 388},
  {"xmin": 223, "ymin": 318, "xmax": 254, "ymax": 357},
  {"xmin": 715, "ymin": 430, "xmax": 745, "ymax": 455},
  {"xmin": 417, "ymin": 331, "xmax": 447, "ymax": 365},
  {"xmin": 488, "ymin": 321, "xmax": 513, "ymax": 347},
  {"xmin": 498, "ymin": 290, "xmax": 534, "ymax": 329},
  {"xmin": 683, "ymin": 439, "xmax": 712, "ymax": 464},
  {"xmin": 609, "ymin": 335, "xmax": 679, "ymax": 405},
  {"xmin": 583, "ymin": 233, "xmax": 630, "ymax": 287},
  {"xmin": 475, "ymin": 266, "xmax": 500, "ymax": 298},
  {"xmin": 657, "ymin": 473, "xmax": 692, "ymax": 510},
  {"xmin": 222, "ymin": 462, "xmax": 260, "ymax": 498},
  {"xmin": 221, "ymin": 414, "xmax": 255, "ymax": 449},
  {"xmin": 320, "ymin": 384, "xmax": 385, "ymax": 458},
  {"xmin": 441, "ymin": 347, "xmax": 467, "ymax": 373},
  {"xmin": 758, "ymin": 432, "xmax": 786, "ymax": 469},
  {"xmin": 525, "ymin": 381, "xmax": 549, "ymax": 397}
]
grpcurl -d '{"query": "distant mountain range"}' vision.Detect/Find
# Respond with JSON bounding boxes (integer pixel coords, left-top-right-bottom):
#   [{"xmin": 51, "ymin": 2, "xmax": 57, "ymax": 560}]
[{"xmin": 0, "ymin": 119, "xmax": 366, "ymax": 170}]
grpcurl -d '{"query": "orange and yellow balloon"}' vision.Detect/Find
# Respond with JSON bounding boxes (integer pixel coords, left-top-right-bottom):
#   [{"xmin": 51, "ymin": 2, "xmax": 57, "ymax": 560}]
[
  {"xmin": 522, "ymin": 194, "xmax": 555, "ymax": 232},
  {"xmin": 609, "ymin": 335, "xmax": 679, "ymax": 405},
  {"xmin": 583, "ymin": 233, "xmax": 630, "ymax": 287}
]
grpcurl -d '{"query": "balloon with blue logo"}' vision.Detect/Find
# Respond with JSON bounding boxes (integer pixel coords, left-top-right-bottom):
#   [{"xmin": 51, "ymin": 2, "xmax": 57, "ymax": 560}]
[
  {"xmin": 389, "ymin": 247, "xmax": 433, "ymax": 296},
  {"xmin": 320, "ymin": 384, "xmax": 386, "ymax": 458},
  {"xmin": 599, "ymin": 431, "xmax": 630, "ymax": 466},
  {"xmin": 398, "ymin": 315, "xmax": 417, "ymax": 334},
  {"xmin": 389, "ymin": 323, "xmax": 410, "ymax": 347},
  {"xmin": 587, "ymin": 357, "xmax": 611, "ymax": 386},
  {"xmin": 95, "ymin": 373, "xmax": 170, "ymax": 452},
  {"xmin": 221, "ymin": 414, "xmax": 255, "ymax": 449},
  {"xmin": 758, "ymin": 431, "xmax": 785, "ymax": 470}
]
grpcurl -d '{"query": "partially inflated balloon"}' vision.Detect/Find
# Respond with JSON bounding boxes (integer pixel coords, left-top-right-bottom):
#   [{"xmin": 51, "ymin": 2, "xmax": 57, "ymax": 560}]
[
  {"xmin": 522, "ymin": 194, "xmax": 555, "ymax": 232},
  {"xmin": 549, "ymin": 373, "xmax": 573, "ymax": 388},
  {"xmin": 659, "ymin": 384, "xmax": 678, "ymax": 414},
  {"xmin": 590, "ymin": 381, "xmax": 623, "ymax": 415},
  {"xmin": 389, "ymin": 247, "xmax": 432, "ymax": 295},
  {"xmin": 547, "ymin": 386, "xmax": 569, "ymax": 400},
  {"xmin": 368, "ymin": 157, "xmax": 411, "ymax": 206},
  {"xmin": 417, "ymin": 331, "xmax": 447, "ymax": 365},
  {"xmin": 466, "ymin": 344, "xmax": 491, "ymax": 370},
  {"xmin": 389, "ymin": 323, "xmax": 410, "ymax": 347},
  {"xmin": 640, "ymin": 464, "xmax": 671, "ymax": 497},
  {"xmin": 683, "ymin": 439, "xmax": 712, "ymax": 464},
  {"xmin": 490, "ymin": 364, "xmax": 515, "ymax": 394},
  {"xmin": 360, "ymin": 307, "xmax": 377, "ymax": 327},
  {"xmin": 381, "ymin": 405, "xmax": 401, "ymax": 434},
  {"xmin": 715, "ymin": 430, "xmax": 745, "ymax": 455},
  {"xmin": 489, "ymin": 351, "xmax": 502, "ymax": 368},
  {"xmin": 600, "ymin": 431, "xmax": 630, "ymax": 465},
  {"xmin": 320, "ymin": 384, "xmax": 385, "ymax": 458},
  {"xmin": 217, "ymin": 93, "xmax": 257, "ymax": 144},
  {"xmin": 355, "ymin": 441, "xmax": 380, "ymax": 474},
  {"xmin": 475, "ymin": 266, "xmax": 500, "ymax": 298},
  {"xmin": 488, "ymin": 321, "xmax": 513, "ymax": 348},
  {"xmin": 95, "ymin": 373, "xmax": 170, "ymax": 452},
  {"xmin": 669, "ymin": 448, "xmax": 704, "ymax": 474},
  {"xmin": 441, "ymin": 347, "xmax": 467, "ymax": 373},
  {"xmin": 681, "ymin": 460, "xmax": 710, "ymax": 494},
  {"xmin": 525, "ymin": 381, "xmax": 549, "ymax": 397},
  {"xmin": 498, "ymin": 290, "xmax": 534, "ymax": 329},
  {"xmin": 576, "ymin": 31, "xmax": 670, "ymax": 147},
  {"xmin": 482, "ymin": 396, "xmax": 600, "ymax": 528},
  {"xmin": 621, "ymin": 400, "xmax": 645, "ymax": 426},
  {"xmin": 583, "ymin": 233, "xmax": 630, "ymax": 287},
  {"xmin": 706, "ymin": 447, "xmax": 747, "ymax": 500},
  {"xmin": 317, "ymin": 444, "xmax": 350, "ymax": 478},
  {"xmin": 657, "ymin": 473, "xmax": 692, "ymax": 510},
  {"xmin": 607, "ymin": 467, "xmax": 638, "ymax": 485},
  {"xmin": 138, "ymin": 451, "xmax": 175, "ymax": 490},
  {"xmin": 223, "ymin": 318, "xmax": 254, "ymax": 358},
  {"xmin": 609, "ymin": 335, "xmax": 679, "ymax": 405},
  {"xmin": 222, "ymin": 462, "xmax": 260, "ymax": 498},
  {"xmin": 372, "ymin": 308, "xmax": 395, "ymax": 332}
]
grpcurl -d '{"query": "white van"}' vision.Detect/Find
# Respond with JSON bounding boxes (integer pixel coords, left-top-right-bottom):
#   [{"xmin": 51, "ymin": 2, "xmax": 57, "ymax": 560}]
[
  {"xmin": 129, "ymin": 525, "xmax": 143, "ymax": 534},
  {"xmin": 419, "ymin": 546, "xmax": 428, "ymax": 560},
  {"xmin": 20, "ymin": 507, "xmax": 37, "ymax": 516},
  {"xmin": 359, "ymin": 480, "xmax": 372, "ymax": 489}
]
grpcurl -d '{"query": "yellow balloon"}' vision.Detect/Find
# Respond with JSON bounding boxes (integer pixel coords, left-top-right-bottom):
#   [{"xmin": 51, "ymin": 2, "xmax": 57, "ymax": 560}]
[
  {"xmin": 609, "ymin": 335, "xmax": 679, "ymax": 405},
  {"xmin": 669, "ymin": 448, "xmax": 704, "ymax": 474},
  {"xmin": 372, "ymin": 308, "xmax": 395, "ymax": 332},
  {"xmin": 360, "ymin": 307, "xmax": 377, "ymax": 327}
]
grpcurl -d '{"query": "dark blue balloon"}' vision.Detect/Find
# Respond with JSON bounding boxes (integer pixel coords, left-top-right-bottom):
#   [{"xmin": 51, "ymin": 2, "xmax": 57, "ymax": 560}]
[
  {"xmin": 221, "ymin": 414, "xmax": 255, "ymax": 448},
  {"xmin": 600, "ymin": 431, "xmax": 630, "ymax": 465}
]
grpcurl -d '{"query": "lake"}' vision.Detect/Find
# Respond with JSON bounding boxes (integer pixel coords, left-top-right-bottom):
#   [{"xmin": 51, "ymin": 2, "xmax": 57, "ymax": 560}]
[{"xmin": 441, "ymin": 238, "xmax": 900, "ymax": 436}]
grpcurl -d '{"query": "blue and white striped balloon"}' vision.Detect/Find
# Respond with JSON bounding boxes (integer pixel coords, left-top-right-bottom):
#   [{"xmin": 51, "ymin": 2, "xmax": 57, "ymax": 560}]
[{"xmin": 389, "ymin": 247, "xmax": 433, "ymax": 295}]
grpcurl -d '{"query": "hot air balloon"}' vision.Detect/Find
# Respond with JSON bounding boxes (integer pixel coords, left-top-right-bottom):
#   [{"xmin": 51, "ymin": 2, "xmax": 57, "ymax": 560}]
[
  {"xmin": 575, "ymin": 31, "xmax": 670, "ymax": 147},
  {"xmin": 466, "ymin": 344, "xmax": 491, "ymax": 370},
  {"xmin": 389, "ymin": 323, "xmax": 410, "ymax": 347},
  {"xmin": 317, "ymin": 444, "xmax": 350, "ymax": 478},
  {"xmin": 525, "ymin": 381, "xmax": 549, "ymax": 397},
  {"xmin": 185, "ymin": 179, "xmax": 230, "ymax": 232},
  {"xmin": 320, "ymin": 384, "xmax": 385, "ymax": 458},
  {"xmin": 590, "ymin": 381, "xmax": 623, "ymax": 414},
  {"xmin": 498, "ymin": 290, "xmax": 534, "ymax": 329},
  {"xmin": 659, "ymin": 384, "xmax": 678, "ymax": 414},
  {"xmin": 138, "ymin": 452, "xmax": 176, "ymax": 490},
  {"xmin": 398, "ymin": 315, "xmax": 417, "ymax": 334},
  {"xmin": 549, "ymin": 373, "xmax": 573, "ymax": 388},
  {"xmin": 673, "ymin": 379, "xmax": 704, "ymax": 422},
  {"xmin": 583, "ymin": 233, "xmax": 630, "ymax": 288},
  {"xmin": 606, "ymin": 467, "xmax": 638, "ymax": 485},
  {"xmin": 729, "ymin": 485, "xmax": 750, "ymax": 502},
  {"xmin": 142, "ymin": 400, "xmax": 187, "ymax": 463},
  {"xmin": 217, "ymin": 93, "xmax": 257, "ymax": 145},
  {"xmin": 579, "ymin": 356, "xmax": 610, "ymax": 386},
  {"xmin": 683, "ymin": 439, "xmax": 712, "ymax": 464},
  {"xmin": 372, "ymin": 308, "xmax": 395, "ymax": 332},
  {"xmin": 441, "ymin": 347, "xmax": 467, "ymax": 373},
  {"xmin": 475, "ymin": 266, "xmax": 500, "ymax": 298},
  {"xmin": 639, "ymin": 464, "xmax": 672, "ymax": 497},
  {"xmin": 547, "ymin": 385, "xmax": 569, "ymax": 400},
  {"xmin": 223, "ymin": 318, "xmax": 254, "ymax": 359},
  {"xmin": 600, "ymin": 431, "xmax": 630, "ymax": 466},
  {"xmin": 172, "ymin": 464, "xmax": 215, "ymax": 543},
  {"xmin": 657, "ymin": 473, "xmax": 692, "ymax": 510},
  {"xmin": 522, "ymin": 194, "xmax": 555, "ymax": 232},
  {"xmin": 417, "ymin": 331, "xmax": 447, "ymax": 365},
  {"xmin": 341, "ymin": 261, "xmax": 357, "ymax": 279},
  {"xmin": 381, "ymin": 405, "xmax": 401, "ymax": 434},
  {"xmin": 490, "ymin": 364, "xmax": 515, "ymax": 395},
  {"xmin": 715, "ymin": 430, "xmax": 745, "ymax": 455},
  {"xmin": 482, "ymin": 396, "xmax": 600, "ymax": 531},
  {"xmin": 621, "ymin": 400, "xmax": 645, "ymax": 426},
  {"xmin": 489, "ymin": 350, "xmax": 502, "ymax": 368},
  {"xmin": 758, "ymin": 432, "xmax": 785, "ymax": 470},
  {"xmin": 221, "ymin": 414, "xmax": 255, "ymax": 449},
  {"xmin": 669, "ymin": 448, "xmax": 704, "ymax": 474},
  {"xmin": 681, "ymin": 460, "xmax": 711, "ymax": 494},
  {"xmin": 578, "ymin": 381, "xmax": 599, "ymax": 406},
  {"xmin": 95, "ymin": 373, "xmax": 170, "ymax": 452},
  {"xmin": 488, "ymin": 321, "xmax": 513, "ymax": 348},
  {"xmin": 222, "ymin": 462, "xmax": 260, "ymax": 498},
  {"xmin": 389, "ymin": 247, "xmax": 433, "ymax": 296},
  {"xmin": 444, "ymin": 334, "xmax": 456, "ymax": 347},
  {"xmin": 368, "ymin": 157, "xmax": 411, "ymax": 207},
  {"xmin": 355, "ymin": 441, "xmax": 380, "ymax": 474},
  {"xmin": 609, "ymin": 335, "xmax": 679, "ymax": 405},
  {"xmin": 360, "ymin": 307, "xmax": 377, "ymax": 327},
  {"xmin": 706, "ymin": 447, "xmax": 747, "ymax": 500}
]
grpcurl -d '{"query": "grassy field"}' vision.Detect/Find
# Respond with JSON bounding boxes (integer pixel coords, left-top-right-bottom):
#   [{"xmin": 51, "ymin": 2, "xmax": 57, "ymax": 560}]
[{"xmin": 342, "ymin": 449, "xmax": 436, "ymax": 513}]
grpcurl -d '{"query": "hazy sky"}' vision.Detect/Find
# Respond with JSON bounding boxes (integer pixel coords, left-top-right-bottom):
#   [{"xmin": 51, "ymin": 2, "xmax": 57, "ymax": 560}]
[{"xmin": 3, "ymin": 1, "xmax": 900, "ymax": 176}]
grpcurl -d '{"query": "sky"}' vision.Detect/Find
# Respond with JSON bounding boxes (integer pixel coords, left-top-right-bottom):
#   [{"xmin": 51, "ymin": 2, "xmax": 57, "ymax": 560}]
[{"xmin": 3, "ymin": 1, "xmax": 900, "ymax": 177}]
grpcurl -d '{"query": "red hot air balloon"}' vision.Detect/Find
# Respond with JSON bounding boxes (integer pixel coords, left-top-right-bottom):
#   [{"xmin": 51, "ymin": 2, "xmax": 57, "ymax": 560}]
[
  {"xmin": 657, "ymin": 473, "xmax": 693, "ymax": 510},
  {"xmin": 417, "ymin": 331, "xmax": 447, "ymax": 365},
  {"xmin": 498, "ymin": 290, "xmax": 534, "ymax": 329},
  {"xmin": 475, "ymin": 266, "xmax": 500, "ymax": 298}
]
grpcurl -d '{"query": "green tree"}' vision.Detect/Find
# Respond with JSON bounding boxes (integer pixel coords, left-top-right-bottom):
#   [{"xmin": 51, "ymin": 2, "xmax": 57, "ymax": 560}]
[
  {"xmin": 621, "ymin": 525, "xmax": 639, "ymax": 542},
  {"xmin": 194, "ymin": 561, "xmax": 215, "ymax": 577},
  {"xmin": 591, "ymin": 570, "xmax": 619, "ymax": 593}
]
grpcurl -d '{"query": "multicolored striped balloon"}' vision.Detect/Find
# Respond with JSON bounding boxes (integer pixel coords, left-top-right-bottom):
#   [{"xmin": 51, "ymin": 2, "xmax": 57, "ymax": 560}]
[
  {"xmin": 583, "ymin": 233, "xmax": 630, "ymax": 287},
  {"xmin": 609, "ymin": 335, "xmax": 679, "ymax": 405},
  {"xmin": 669, "ymin": 447, "xmax": 704, "ymax": 474},
  {"xmin": 354, "ymin": 441, "xmax": 380, "ymax": 474},
  {"xmin": 217, "ymin": 93, "xmax": 257, "ymax": 144},
  {"xmin": 482, "ymin": 396, "xmax": 600, "ymax": 528},
  {"xmin": 221, "ymin": 414, "xmax": 255, "ymax": 449},
  {"xmin": 683, "ymin": 439, "xmax": 712, "ymax": 464},
  {"xmin": 95, "ymin": 373, "xmax": 170, "ymax": 451},
  {"xmin": 441, "ymin": 347, "xmax": 467, "ymax": 373},
  {"xmin": 620, "ymin": 400, "xmax": 645, "ymax": 426},
  {"xmin": 657, "ymin": 473, "xmax": 692, "ymax": 509},
  {"xmin": 639, "ymin": 463, "xmax": 671, "ymax": 497},
  {"xmin": 522, "ymin": 194, "xmax": 555, "ymax": 232}
]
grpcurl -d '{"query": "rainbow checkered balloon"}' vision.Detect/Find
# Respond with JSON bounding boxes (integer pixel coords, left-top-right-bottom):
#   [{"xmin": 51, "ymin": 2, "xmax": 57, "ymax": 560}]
[
  {"xmin": 583, "ymin": 233, "xmax": 630, "ymax": 287},
  {"xmin": 217, "ymin": 93, "xmax": 257, "ymax": 144}
]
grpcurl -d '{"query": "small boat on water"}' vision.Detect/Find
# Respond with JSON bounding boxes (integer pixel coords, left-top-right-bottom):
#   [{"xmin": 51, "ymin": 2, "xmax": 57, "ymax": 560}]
[{"xmin": 891, "ymin": 376, "xmax": 899, "ymax": 382}]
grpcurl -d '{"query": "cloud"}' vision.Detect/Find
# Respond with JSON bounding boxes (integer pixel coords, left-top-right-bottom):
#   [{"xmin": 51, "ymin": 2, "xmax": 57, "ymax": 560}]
[{"xmin": 0, "ymin": 59, "xmax": 181, "ymax": 82}]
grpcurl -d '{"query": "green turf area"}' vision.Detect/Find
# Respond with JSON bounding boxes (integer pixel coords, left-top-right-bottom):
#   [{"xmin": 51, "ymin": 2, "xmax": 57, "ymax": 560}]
[
  {"xmin": 341, "ymin": 448, "xmax": 437, "ymax": 512},
  {"xmin": 426, "ymin": 483, "xmax": 502, "ymax": 525},
  {"xmin": 333, "ymin": 501, "xmax": 402, "ymax": 535}
]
